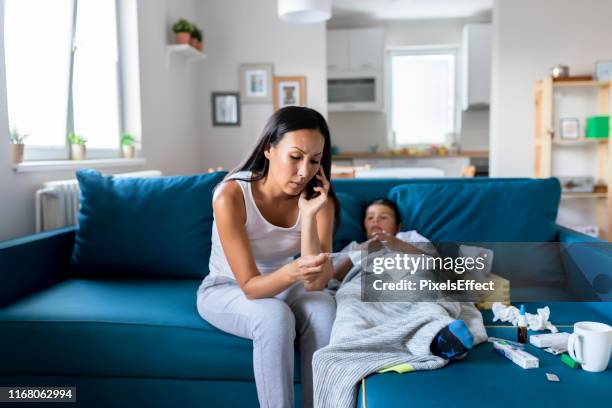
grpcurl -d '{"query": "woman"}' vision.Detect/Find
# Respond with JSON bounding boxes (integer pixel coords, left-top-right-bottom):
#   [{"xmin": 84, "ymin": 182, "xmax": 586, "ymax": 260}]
[
  {"xmin": 197, "ymin": 106, "xmax": 339, "ymax": 408},
  {"xmin": 332, "ymin": 198, "xmax": 475, "ymax": 359}
]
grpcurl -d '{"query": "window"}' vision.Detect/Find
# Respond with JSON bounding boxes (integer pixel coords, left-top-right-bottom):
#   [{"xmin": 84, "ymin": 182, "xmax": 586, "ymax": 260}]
[
  {"xmin": 4, "ymin": 0, "xmax": 123, "ymax": 159},
  {"xmin": 389, "ymin": 47, "xmax": 458, "ymax": 146}
]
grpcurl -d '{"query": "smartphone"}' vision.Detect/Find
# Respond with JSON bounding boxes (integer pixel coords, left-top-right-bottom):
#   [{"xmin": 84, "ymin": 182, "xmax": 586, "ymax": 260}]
[{"xmin": 305, "ymin": 176, "xmax": 322, "ymax": 199}]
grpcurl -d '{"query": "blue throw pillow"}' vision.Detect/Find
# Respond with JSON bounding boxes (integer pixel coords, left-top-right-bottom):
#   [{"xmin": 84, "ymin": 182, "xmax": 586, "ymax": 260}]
[
  {"xmin": 70, "ymin": 169, "xmax": 226, "ymax": 279},
  {"xmin": 333, "ymin": 192, "xmax": 366, "ymax": 252},
  {"xmin": 388, "ymin": 179, "xmax": 564, "ymax": 286},
  {"xmin": 388, "ymin": 179, "xmax": 561, "ymax": 243}
]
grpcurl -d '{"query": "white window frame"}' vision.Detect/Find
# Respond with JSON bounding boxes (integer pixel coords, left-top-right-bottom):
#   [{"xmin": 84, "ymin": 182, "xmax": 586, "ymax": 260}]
[
  {"xmin": 6, "ymin": 0, "xmax": 127, "ymax": 161},
  {"xmin": 386, "ymin": 45, "xmax": 461, "ymax": 148}
]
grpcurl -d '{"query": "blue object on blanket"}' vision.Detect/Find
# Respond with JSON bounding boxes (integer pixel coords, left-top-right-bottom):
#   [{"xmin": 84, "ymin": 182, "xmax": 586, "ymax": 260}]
[{"xmin": 433, "ymin": 320, "xmax": 474, "ymax": 359}]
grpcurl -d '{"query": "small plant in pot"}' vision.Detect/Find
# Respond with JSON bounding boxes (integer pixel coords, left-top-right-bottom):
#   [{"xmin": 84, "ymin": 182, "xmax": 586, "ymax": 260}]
[
  {"xmin": 68, "ymin": 132, "xmax": 87, "ymax": 160},
  {"xmin": 120, "ymin": 133, "xmax": 136, "ymax": 158},
  {"xmin": 9, "ymin": 127, "xmax": 27, "ymax": 164},
  {"xmin": 172, "ymin": 18, "xmax": 193, "ymax": 45},
  {"xmin": 190, "ymin": 25, "xmax": 203, "ymax": 51}
]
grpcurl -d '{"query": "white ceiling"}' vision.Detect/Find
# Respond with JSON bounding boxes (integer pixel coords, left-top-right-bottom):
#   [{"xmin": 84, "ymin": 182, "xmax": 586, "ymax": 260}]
[{"xmin": 332, "ymin": 0, "xmax": 493, "ymax": 20}]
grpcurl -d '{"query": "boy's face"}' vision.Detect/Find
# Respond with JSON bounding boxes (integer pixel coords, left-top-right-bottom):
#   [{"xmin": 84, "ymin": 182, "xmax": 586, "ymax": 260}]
[{"xmin": 364, "ymin": 204, "xmax": 399, "ymax": 239}]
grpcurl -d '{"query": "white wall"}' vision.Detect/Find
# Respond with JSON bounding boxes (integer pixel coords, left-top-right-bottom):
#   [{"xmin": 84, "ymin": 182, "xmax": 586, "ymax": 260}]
[
  {"xmin": 137, "ymin": 0, "xmax": 204, "ymax": 176},
  {"xmin": 196, "ymin": 0, "xmax": 327, "ymax": 171},
  {"xmin": 327, "ymin": 16, "xmax": 491, "ymax": 153},
  {"xmin": 490, "ymin": 0, "xmax": 612, "ymax": 232},
  {"xmin": 0, "ymin": 0, "xmax": 327, "ymax": 241},
  {"xmin": 0, "ymin": 0, "xmax": 204, "ymax": 242},
  {"xmin": 490, "ymin": 0, "xmax": 612, "ymax": 177}
]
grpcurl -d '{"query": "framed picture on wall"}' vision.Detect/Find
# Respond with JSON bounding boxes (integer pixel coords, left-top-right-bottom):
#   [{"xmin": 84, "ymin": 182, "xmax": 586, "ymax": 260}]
[
  {"xmin": 239, "ymin": 64, "xmax": 274, "ymax": 103},
  {"xmin": 273, "ymin": 76, "xmax": 306, "ymax": 111},
  {"xmin": 595, "ymin": 60, "xmax": 612, "ymax": 81},
  {"xmin": 559, "ymin": 118, "xmax": 580, "ymax": 139},
  {"xmin": 212, "ymin": 92, "xmax": 240, "ymax": 126}
]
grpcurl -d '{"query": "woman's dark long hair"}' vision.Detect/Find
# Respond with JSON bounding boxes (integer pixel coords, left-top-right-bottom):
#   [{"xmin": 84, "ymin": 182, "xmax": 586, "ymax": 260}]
[{"xmin": 229, "ymin": 106, "xmax": 340, "ymax": 230}]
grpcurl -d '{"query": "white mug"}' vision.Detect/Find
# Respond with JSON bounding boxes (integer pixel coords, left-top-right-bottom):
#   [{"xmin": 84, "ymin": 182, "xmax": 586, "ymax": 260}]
[{"xmin": 567, "ymin": 321, "xmax": 612, "ymax": 373}]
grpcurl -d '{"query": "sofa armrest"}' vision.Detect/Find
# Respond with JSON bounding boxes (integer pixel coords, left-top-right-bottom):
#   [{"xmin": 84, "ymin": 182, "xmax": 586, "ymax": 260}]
[
  {"xmin": 557, "ymin": 226, "xmax": 612, "ymax": 321},
  {"xmin": 0, "ymin": 227, "xmax": 75, "ymax": 307},
  {"xmin": 557, "ymin": 226, "xmax": 603, "ymax": 244}
]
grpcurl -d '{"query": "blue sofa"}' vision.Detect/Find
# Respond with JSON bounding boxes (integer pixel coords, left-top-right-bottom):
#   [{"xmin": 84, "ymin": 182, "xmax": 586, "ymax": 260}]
[{"xmin": 0, "ymin": 173, "xmax": 610, "ymax": 407}]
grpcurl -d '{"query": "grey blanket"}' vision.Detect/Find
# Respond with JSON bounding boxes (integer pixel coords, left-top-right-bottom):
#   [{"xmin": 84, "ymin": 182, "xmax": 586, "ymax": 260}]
[{"xmin": 313, "ymin": 263, "xmax": 488, "ymax": 408}]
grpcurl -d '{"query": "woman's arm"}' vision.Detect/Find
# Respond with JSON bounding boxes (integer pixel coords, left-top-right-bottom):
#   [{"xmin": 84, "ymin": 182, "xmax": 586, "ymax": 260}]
[
  {"xmin": 300, "ymin": 198, "xmax": 335, "ymax": 291},
  {"xmin": 214, "ymin": 182, "xmax": 326, "ymax": 299}
]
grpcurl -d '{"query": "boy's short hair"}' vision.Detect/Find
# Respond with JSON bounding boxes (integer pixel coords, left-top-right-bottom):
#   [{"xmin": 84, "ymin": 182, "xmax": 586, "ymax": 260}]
[{"xmin": 364, "ymin": 198, "xmax": 401, "ymax": 226}]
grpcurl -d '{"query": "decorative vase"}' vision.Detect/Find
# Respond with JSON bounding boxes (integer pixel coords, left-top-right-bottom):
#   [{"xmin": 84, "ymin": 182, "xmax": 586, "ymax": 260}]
[
  {"xmin": 176, "ymin": 32, "xmax": 191, "ymax": 45},
  {"xmin": 71, "ymin": 144, "xmax": 86, "ymax": 160},
  {"xmin": 122, "ymin": 145, "xmax": 135, "ymax": 159},
  {"xmin": 11, "ymin": 143, "xmax": 24, "ymax": 164}
]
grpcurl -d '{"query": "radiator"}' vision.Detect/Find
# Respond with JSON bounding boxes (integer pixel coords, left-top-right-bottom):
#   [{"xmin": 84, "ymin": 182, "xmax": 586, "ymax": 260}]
[{"xmin": 35, "ymin": 170, "xmax": 162, "ymax": 233}]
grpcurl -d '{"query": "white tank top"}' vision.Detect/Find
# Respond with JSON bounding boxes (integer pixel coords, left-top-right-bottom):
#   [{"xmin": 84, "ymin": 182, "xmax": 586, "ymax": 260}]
[{"xmin": 205, "ymin": 171, "xmax": 301, "ymax": 283}]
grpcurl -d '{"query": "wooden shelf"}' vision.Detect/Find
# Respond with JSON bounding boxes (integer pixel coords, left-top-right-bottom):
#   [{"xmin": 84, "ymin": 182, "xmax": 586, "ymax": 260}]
[
  {"xmin": 553, "ymin": 80, "xmax": 610, "ymax": 88},
  {"xmin": 535, "ymin": 75, "xmax": 612, "ymax": 241},
  {"xmin": 553, "ymin": 138, "xmax": 608, "ymax": 145},
  {"xmin": 562, "ymin": 192, "xmax": 608, "ymax": 199}
]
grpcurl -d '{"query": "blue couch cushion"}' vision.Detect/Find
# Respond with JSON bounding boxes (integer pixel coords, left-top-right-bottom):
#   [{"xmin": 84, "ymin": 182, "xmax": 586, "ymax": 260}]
[
  {"xmin": 331, "ymin": 177, "xmax": 528, "ymax": 205},
  {"xmin": 0, "ymin": 279, "xmax": 301, "ymax": 382},
  {"xmin": 70, "ymin": 169, "xmax": 226, "ymax": 279},
  {"xmin": 333, "ymin": 192, "xmax": 366, "ymax": 252},
  {"xmin": 358, "ymin": 326, "xmax": 611, "ymax": 408},
  {"xmin": 388, "ymin": 179, "xmax": 560, "ymax": 243},
  {"xmin": 388, "ymin": 179, "xmax": 564, "ymax": 285}
]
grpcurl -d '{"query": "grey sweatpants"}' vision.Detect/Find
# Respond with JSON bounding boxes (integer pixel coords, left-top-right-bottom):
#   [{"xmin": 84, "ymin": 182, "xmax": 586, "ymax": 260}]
[{"xmin": 196, "ymin": 276, "xmax": 336, "ymax": 408}]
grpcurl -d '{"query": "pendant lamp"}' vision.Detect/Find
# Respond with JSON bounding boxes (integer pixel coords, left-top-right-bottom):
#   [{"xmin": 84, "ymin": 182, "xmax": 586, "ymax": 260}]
[{"xmin": 278, "ymin": 0, "xmax": 331, "ymax": 23}]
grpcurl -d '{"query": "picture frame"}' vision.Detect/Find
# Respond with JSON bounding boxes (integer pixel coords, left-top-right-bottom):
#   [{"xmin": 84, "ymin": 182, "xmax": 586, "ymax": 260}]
[
  {"xmin": 212, "ymin": 92, "xmax": 240, "ymax": 126},
  {"xmin": 595, "ymin": 60, "xmax": 612, "ymax": 81},
  {"xmin": 273, "ymin": 76, "xmax": 307, "ymax": 111},
  {"xmin": 559, "ymin": 118, "xmax": 580, "ymax": 139},
  {"xmin": 239, "ymin": 64, "xmax": 274, "ymax": 103}
]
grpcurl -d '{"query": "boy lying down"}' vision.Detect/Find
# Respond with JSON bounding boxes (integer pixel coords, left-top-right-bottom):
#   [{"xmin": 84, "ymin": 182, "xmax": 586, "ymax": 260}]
[{"xmin": 312, "ymin": 199, "xmax": 489, "ymax": 408}]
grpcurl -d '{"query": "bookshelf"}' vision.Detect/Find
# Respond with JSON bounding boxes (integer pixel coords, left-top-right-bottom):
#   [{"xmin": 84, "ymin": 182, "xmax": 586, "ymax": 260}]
[{"xmin": 534, "ymin": 76, "xmax": 611, "ymax": 240}]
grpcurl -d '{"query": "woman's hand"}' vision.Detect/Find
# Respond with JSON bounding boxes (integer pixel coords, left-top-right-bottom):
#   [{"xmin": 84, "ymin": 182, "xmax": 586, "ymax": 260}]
[
  {"xmin": 290, "ymin": 253, "xmax": 330, "ymax": 284},
  {"xmin": 298, "ymin": 168, "xmax": 330, "ymax": 219}
]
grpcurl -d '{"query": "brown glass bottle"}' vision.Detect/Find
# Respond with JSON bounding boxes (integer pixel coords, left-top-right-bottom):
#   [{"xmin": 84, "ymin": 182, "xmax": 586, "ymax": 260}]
[{"xmin": 518, "ymin": 325, "xmax": 527, "ymax": 344}]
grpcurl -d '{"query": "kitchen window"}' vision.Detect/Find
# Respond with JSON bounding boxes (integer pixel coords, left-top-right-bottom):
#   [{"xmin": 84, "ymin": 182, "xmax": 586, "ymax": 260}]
[{"xmin": 389, "ymin": 47, "xmax": 458, "ymax": 147}]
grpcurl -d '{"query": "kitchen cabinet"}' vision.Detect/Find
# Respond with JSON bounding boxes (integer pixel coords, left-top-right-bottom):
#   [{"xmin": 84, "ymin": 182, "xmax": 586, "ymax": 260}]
[
  {"xmin": 461, "ymin": 24, "xmax": 492, "ymax": 110},
  {"xmin": 327, "ymin": 30, "xmax": 350, "ymax": 71},
  {"xmin": 327, "ymin": 28, "xmax": 384, "ymax": 72}
]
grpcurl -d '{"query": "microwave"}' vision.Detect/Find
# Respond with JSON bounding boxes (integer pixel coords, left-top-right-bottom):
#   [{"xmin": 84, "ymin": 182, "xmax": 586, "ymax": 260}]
[{"xmin": 327, "ymin": 71, "xmax": 383, "ymax": 112}]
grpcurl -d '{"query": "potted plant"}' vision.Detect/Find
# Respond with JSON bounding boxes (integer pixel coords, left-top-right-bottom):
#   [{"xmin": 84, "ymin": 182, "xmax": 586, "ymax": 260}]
[
  {"xmin": 190, "ymin": 25, "xmax": 203, "ymax": 51},
  {"xmin": 120, "ymin": 133, "xmax": 136, "ymax": 159},
  {"xmin": 172, "ymin": 18, "xmax": 193, "ymax": 45},
  {"xmin": 68, "ymin": 132, "xmax": 87, "ymax": 160},
  {"xmin": 9, "ymin": 127, "xmax": 27, "ymax": 164}
]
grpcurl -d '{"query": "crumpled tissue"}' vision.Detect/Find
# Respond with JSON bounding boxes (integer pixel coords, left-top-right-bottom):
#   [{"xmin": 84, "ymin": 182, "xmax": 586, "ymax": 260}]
[{"xmin": 491, "ymin": 302, "xmax": 558, "ymax": 333}]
